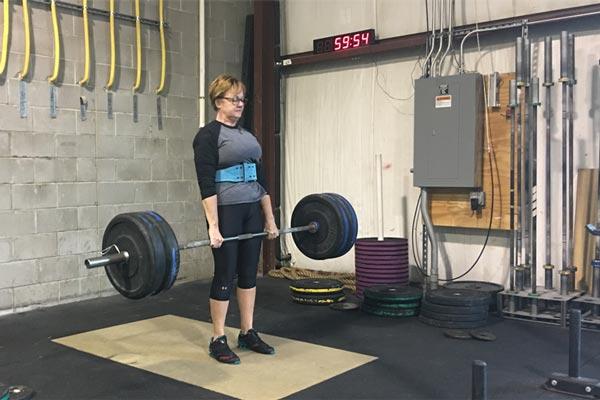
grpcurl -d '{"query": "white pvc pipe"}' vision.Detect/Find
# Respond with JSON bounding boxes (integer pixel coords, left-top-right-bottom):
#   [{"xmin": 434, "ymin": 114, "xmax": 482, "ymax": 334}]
[
  {"xmin": 376, "ymin": 154, "xmax": 384, "ymax": 241},
  {"xmin": 199, "ymin": 0, "xmax": 206, "ymax": 127}
]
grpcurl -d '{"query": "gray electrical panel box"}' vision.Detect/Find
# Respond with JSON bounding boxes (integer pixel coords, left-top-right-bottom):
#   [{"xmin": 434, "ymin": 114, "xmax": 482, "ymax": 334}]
[{"xmin": 413, "ymin": 73, "xmax": 484, "ymax": 188}]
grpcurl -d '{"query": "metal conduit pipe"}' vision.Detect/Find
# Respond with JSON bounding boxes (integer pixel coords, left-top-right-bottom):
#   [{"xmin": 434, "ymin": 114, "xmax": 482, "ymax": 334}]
[
  {"xmin": 431, "ymin": 0, "xmax": 445, "ymax": 77},
  {"xmin": 459, "ymin": 22, "xmax": 522, "ymax": 74},
  {"xmin": 434, "ymin": 0, "xmax": 450, "ymax": 76},
  {"xmin": 420, "ymin": 188, "xmax": 438, "ymax": 290},
  {"xmin": 439, "ymin": 0, "xmax": 454, "ymax": 75},
  {"xmin": 422, "ymin": 0, "xmax": 437, "ymax": 77}
]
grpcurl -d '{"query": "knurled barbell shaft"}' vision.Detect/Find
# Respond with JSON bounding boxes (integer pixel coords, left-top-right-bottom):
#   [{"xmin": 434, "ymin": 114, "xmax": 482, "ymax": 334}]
[
  {"xmin": 85, "ymin": 222, "xmax": 318, "ymax": 269},
  {"xmin": 180, "ymin": 223, "xmax": 318, "ymax": 250}
]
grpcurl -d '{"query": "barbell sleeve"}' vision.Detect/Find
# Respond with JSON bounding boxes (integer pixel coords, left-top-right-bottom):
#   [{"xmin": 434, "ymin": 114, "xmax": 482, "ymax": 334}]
[
  {"xmin": 85, "ymin": 222, "xmax": 318, "ymax": 268},
  {"xmin": 85, "ymin": 251, "xmax": 129, "ymax": 269}
]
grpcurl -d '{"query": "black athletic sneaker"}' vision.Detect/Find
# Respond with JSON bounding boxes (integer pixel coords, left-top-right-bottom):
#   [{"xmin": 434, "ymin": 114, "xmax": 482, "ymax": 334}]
[
  {"xmin": 238, "ymin": 329, "xmax": 275, "ymax": 354},
  {"xmin": 209, "ymin": 335, "xmax": 240, "ymax": 364}
]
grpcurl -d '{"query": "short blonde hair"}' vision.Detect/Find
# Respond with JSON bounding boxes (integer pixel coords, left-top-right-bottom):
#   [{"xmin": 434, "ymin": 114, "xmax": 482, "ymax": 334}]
[{"xmin": 208, "ymin": 74, "xmax": 246, "ymax": 111}]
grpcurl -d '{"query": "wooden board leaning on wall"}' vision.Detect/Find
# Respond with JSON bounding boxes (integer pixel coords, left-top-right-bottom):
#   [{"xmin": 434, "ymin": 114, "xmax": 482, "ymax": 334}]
[{"xmin": 429, "ymin": 73, "xmax": 514, "ymax": 230}]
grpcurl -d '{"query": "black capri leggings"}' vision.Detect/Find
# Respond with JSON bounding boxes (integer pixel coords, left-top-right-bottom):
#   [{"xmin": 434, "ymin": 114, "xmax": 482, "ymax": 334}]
[{"xmin": 209, "ymin": 201, "xmax": 263, "ymax": 300}]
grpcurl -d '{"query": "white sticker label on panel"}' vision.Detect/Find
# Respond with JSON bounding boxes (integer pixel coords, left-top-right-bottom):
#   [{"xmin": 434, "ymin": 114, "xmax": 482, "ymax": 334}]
[{"xmin": 435, "ymin": 95, "xmax": 452, "ymax": 108}]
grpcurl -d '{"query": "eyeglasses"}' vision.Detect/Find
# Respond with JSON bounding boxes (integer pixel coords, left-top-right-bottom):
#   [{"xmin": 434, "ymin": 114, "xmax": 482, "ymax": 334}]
[{"xmin": 220, "ymin": 96, "xmax": 248, "ymax": 105}]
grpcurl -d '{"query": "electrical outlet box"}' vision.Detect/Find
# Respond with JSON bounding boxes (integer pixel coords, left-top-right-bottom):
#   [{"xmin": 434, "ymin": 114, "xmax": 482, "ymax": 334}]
[{"xmin": 413, "ymin": 73, "xmax": 484, "ymax": 188}]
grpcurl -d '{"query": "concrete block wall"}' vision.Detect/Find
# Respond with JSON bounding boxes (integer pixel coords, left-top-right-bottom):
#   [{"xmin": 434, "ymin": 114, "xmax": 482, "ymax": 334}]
[
  {"xmin": 205, "ymin": 0, "xmax": 252, "ymax": 121},
  {"xmin": 0, "ymin": 0, "xmax": 250, "ymax": 314}
]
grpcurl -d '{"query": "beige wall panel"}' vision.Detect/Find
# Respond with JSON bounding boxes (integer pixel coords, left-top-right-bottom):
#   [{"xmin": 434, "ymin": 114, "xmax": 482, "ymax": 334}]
[
  {"xmin": 283, "ymin": 0, "xmax": 600, "ymax": 54},
  {"xmin": 282, "ymin": 0, "xmax": 600, "ymax": 288}
]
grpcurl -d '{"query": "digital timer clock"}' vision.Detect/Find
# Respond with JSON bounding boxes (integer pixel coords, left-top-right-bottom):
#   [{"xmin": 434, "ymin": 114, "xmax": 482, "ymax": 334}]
[{"xmin": 313, "ymin": 29, "xmax": 375, "ymax": 54}]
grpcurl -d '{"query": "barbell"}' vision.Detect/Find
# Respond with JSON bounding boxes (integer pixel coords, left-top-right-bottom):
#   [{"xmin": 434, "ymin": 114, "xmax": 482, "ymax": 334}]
[{"xmin": 84, "ymin": 193, "xmax": 358, "ymax": 300}]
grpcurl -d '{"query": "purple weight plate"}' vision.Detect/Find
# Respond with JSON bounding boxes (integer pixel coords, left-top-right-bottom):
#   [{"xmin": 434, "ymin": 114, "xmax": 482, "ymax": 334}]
[
  {"xmin": 356, "ymin": 273, "xmax": 409, "ymax": 281},
  {"xmin": 354, "ymin": 262, "xmax": 408, "ymax": 271},
  {"xmin": 356, "ymin": 277, "xmax": 409, "ymax": 285},
  {"xmin": 355, "ymin": 241, "xmax": 408, "ymax": 247},
  {"xmin": 356, "ymin": 272, "xmax": 409, "ymax": 280},
  {"xmin": 356, "ymin": 237, "xmax": 408, "ymax": 244},
  {"xmin": 357, "ymin": 273, "xmax": 409, "ymax": 280},
  {"xmin": 355, "ymin": 257, "xmax": 408, "ymax": 264},
  {"xmin": 356, "ymin": 262, "xmax": 409, "ymax": 269},
  {"xmin": 355, "ymin": 267, "xmax": 409, "ymax": 276},
  {"xmin": 354, "ymin": 250, "xmax": 408, "ymax": 258},
  {"xmin": 355, "ymin": 263, "xmax": 407, "ymax": 271},
  {"xmin": 355, "ymin": 254, "xmax": 409, "ymax": 262},
  {"xmin": 355, "ymin": 246, "xmax": 408, "ymax": 253},
  {"xmin": 354, "ymin": 246, "xmax": 408, "ymax": 254},
  {"xmin": 355, "ymin": 259, "xmax": 409, "ymax": 267}
]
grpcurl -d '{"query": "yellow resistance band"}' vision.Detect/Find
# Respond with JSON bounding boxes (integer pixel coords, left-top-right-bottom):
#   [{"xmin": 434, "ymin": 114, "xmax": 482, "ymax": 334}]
[
  {"xmin": 48, "ymin": 0, "xmax": 61, "ymax": 84},
  {"xmin": 105, "ymin": 0, "xmax": 115, "ymax": 89},
  {"xmin": 78, "ymin": 0, "xmax": 90, "ymax": 86},
  {"xmin": 155, "ymin": 0, "xmax": 166, "ymax": 94},
  {"xmin": 0, "ymin": 0, "xmax": 9, "ymax": 75},
  {"xmin": 17, "ymin": 0, "xmax": 30, "ymax": 80},
  {"xmin": 133, "ymin": 0, "xmax": 142, "ymax": 92}
]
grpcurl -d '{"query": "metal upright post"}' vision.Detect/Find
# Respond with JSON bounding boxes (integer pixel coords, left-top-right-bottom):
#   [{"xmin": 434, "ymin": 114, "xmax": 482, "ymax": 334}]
[
  {"xmin": 545, "ymin": 309, "xmax": 600, "ymax": 397},
  {"xmin": 543, "ymin": 36, "xmax": 555, "ymax": 289},
  {"xmin": 523, "ymin": 36, "xmax": 532, "ymax": 288},
  {"xmin": 472, "ymin": 360, "xmax": 488, "ymax": 400},
  {"xmin": 531, "ymin": 77, "xmax": 540, "ymax": 294},
  {"xmin": 560, "ymin": 31, "xmax": 571, "ymax": 276},
  {"xmin": 516, "ymin": 36, "xmax": 525, "ymax": 277},
  {"xmin": 568, "ymin": 33, "xmax": 576, "ymax": 288},
  {"xmin": 509, "ymin": 79, "xmax": 518, "ymax": 292}
]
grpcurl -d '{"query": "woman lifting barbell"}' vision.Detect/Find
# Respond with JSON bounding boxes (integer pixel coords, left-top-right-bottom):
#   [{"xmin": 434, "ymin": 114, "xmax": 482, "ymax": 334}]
[{"xmin": 193, "ymin": 74, "xmax": 278, "ymax": 364}]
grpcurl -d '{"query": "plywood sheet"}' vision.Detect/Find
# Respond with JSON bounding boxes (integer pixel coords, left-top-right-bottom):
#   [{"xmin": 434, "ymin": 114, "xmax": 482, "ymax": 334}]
[
  {"xmin": 430, "ymin": 73, "xmax": 514, "ymax": 230},
  {"xmin": 53, "ymin": 315, "xmax": 377, "ymax": 400},
  {"xmin": 572, "ymin": 168, "xmax": 599, "ymax": 290}
]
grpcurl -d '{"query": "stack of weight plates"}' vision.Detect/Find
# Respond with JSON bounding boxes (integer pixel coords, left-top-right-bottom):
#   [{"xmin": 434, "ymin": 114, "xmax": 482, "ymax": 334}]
[
  {"xmin": 361, "ymin": 285, "xmax": 422, "ymax": 318},
  {"xmin": 419, "ymin": 288, "xmax": 490, "ymax": 329},
  {"xmin": 355, "ymin": 238, "xmax": 409, "ymax": 298},
  {"xmin": 289, "ymin": 278, "xmax": 345, "ymax": 305},
  {"xmin": 443, "ymin": 280, "xmax": 504, "ymax": 312}
]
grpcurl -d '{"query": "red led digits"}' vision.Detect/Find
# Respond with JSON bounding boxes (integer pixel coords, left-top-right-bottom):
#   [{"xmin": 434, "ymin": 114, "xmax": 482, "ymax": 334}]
[
  {"xmin": 342, "ymin": 35, "xmax": 350, "ymax": 49},
  {"xmin": 334, "ymin": 37, "xmax": 342, "ymax": 51},
  {"xmin": 361, "ymin": 31, "xmax": 370, "ymax": 45},
  {"xmin": 313, "ymin": 29, "xmax": 375, "ymax": 54}
]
